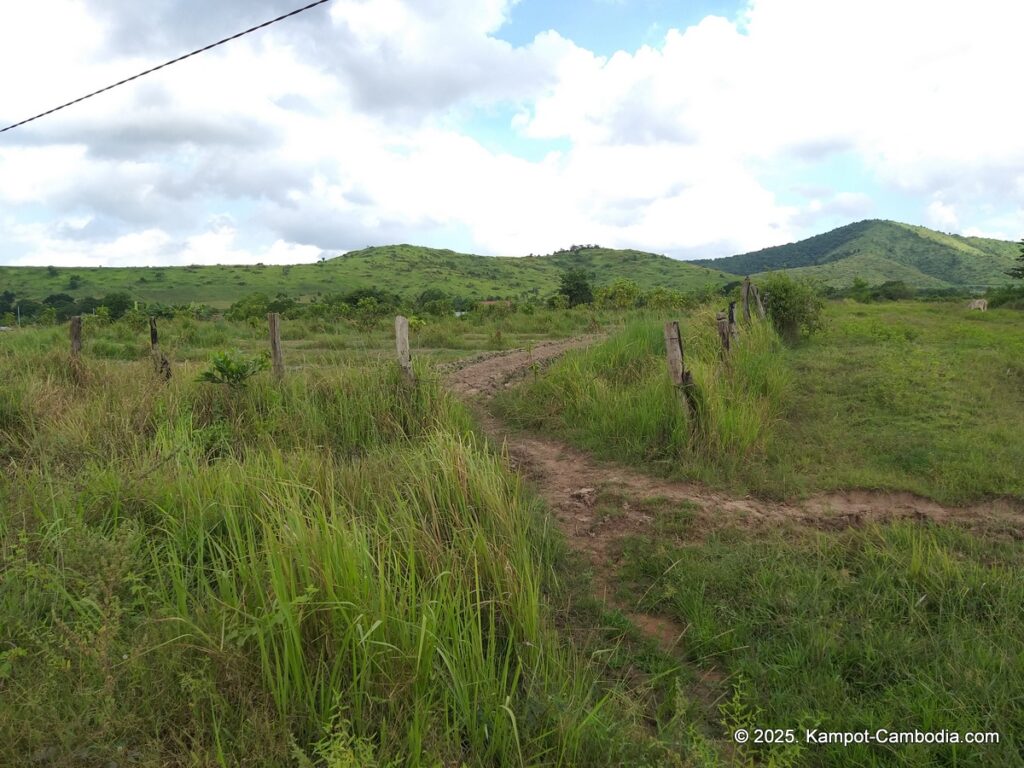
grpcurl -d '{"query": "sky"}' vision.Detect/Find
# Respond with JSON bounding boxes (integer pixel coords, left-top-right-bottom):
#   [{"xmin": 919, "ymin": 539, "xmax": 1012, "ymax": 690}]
[{"xmin": 0, "ymin": 0, "xmax": 1022, "ymax": 268}]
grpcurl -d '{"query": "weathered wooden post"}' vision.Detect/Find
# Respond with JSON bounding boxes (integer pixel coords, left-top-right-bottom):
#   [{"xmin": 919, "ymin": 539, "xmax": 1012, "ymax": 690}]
[
  {"xmin": 663, "ymin": 321, "xmax": 695, "ymax": 417},
  {"xmin": 268, "ymin": 312, "xmax": 284, "ymax": 379},
  {"xmin": 716, "ymin": 311, "xmax": 731, "ymax": 353},
  {"xmin": 149, "ymin": 317, "xmax": 172, "ymax": 381},
  {"xmin": 395, "ymin": 315, "xmax": 414, "ymax": 382},
  {"xmin": 751, "ymin": 282, "xmax": 766, "ymax": 320},
  {"xmin": 728, "ymin": 301, "xmax": 740, "ymax": 340},
  {"xmin": 742, "ymin": 277, "xmax": 752, "ymax": 322},
  {"xmin": 70, "ymin": 316, "xmax": 82, "ymax": 358}
]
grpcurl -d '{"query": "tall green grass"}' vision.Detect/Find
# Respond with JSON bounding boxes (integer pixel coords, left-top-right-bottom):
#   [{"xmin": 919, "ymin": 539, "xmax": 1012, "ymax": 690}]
[
  {"xmin": 619, "ymin": 522, "xmax": 1024, "ymax": 767},
  {"xmin": 495, "ymin": 309, "xmax": 791, "ymax": 482},
  {"xmin": 495, "ymin": 301, "xmax": 1024, "ymax": 503},
  {"xmin": 0, "ymin": 346, "xmax": 661, "ymax": 765}
]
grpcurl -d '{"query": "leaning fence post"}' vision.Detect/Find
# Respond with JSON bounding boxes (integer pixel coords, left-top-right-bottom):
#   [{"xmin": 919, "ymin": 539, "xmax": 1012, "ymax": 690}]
[
  {"xmin": 751, "ymin": 282, "xmax": 766, "ymax": 320},
  {"xmin": 728, "ymin": 301, "xmax": 740, "ymax": 340},
  {"xmin": 716, "ymin": 311, "xmax": 731, "ymax": 353},
  {"xmin": 663, "ymin": 321, "xmax": 695, "ymax": 417},
  {"xmin": 149, "ymin": 317, "xmax": 172, "ymax": 381},
  {"xmin": 395, "ymin": 315, "xmax": 414, "ymax": 382},
  {"xmin": 268, "ymin": 312, "xmax": 284, "ymax": 379},
  {"xmin": 70, "ymin": 316, "xmax": 82, "ymax": 358},
  {"xmin": 742, "ymin": 277, "xmax": 752, "ymax": 322}
]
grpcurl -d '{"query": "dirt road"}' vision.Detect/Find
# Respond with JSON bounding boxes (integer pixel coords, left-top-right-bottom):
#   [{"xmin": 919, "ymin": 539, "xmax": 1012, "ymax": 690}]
[{"xmin": 445, "ymin": 335, "xmax": 1024, "ymax": 652}]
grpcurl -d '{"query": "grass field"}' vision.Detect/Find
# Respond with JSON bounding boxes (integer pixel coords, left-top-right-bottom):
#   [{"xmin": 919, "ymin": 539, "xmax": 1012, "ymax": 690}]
[
  {"xmin": 0, "ymin": 332, "xmax": 675, "ymax": 765},
  {"xmin": 497, "ymin": 301, "xmax": 1024, "ymax": 504},
  {"xmin": 3, "ymin": 300, "xmax": 1022, "ymax": 766},
  {"xmin": 617, "ymin": 520, "xmax": 1023, "ymax": 767}
]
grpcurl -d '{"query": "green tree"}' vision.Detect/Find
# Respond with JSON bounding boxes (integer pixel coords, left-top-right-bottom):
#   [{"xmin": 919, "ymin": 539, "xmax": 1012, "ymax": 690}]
[
  {"xmin": 849, "ymin": 277, "xmax": 871, "ymax": 303},
  {"xmin": 558, "ymin": 268, "xmax": 593, "ymax": 307},
  {"xmin": 594, "ymin": 278, "xmax": 641, "ymax": 310},
  {"xmin": 100, "ymin": 292, "xmax": 133, "ymax": 320},
  {"xmin": 227, "ymin": 293, "xmax": 270, "ymax": 321},
  {"xmin": 1008, "ymin": 238, "xmax": 1024, "ymax": 279},
  {"xmin": 762, "ymin": 273, "xmax": 826, "ymax": 342}
]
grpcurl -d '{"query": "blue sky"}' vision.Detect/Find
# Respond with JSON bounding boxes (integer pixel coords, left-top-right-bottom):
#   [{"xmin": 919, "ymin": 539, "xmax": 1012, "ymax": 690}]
[
  {"xmin": 0, "ymin": 0, "xmax": 1021, "ymax": 267},
  {"xmin": 497, "ymin": 0, "xmax": 747, "ymax": 54}
]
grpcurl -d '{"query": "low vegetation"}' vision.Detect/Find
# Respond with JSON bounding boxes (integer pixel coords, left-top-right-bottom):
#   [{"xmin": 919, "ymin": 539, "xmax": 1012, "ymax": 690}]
[
  {"xmin": 3, "ymin": 276, "xmax": 1022, "ymax": 766},
  {"xmin": 495, "ymin": 311, "xmax": 791, "ymax": 484},
  {"xmin": 1, "ymin": 342, "xmax": 673, "ymax": 765},
  {"xmin": 618, "ymin": 521, "xmax": 1023, "ymax": 767},
  {"xmin": 498, "ymin": 300, "xmax": 1024, "ymax": 504}
]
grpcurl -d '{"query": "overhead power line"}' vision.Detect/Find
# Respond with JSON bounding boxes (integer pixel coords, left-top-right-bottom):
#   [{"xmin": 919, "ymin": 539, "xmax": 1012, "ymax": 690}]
[{"xmin": 0, "ymin": 0, "xmax": 332, "ymax": 135}]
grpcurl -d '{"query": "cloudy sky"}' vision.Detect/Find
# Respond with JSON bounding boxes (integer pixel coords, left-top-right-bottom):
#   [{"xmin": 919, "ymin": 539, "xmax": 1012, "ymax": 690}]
[{"xmin": 1, "ymin": 0, "xmax": 1022, "ymax": 267}]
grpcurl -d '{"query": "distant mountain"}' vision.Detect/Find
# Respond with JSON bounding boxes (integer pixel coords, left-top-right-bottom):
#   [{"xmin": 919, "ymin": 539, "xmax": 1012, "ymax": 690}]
[
  {"xmin": 692, "ymin": 220, "xmax": 1020, "ymax": 289},
  {"xmin": 0, "ymin": 244, "xmax": 731, "ymax": 309}
]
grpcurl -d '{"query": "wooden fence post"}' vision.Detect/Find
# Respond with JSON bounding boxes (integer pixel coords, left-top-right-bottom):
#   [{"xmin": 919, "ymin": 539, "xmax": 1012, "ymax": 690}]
[
  {"xmin": 149, "ymin": 317, "xmax": 172, "ymax": 381},
  {"xmin": 742, "ymin": 278, "xmax": 752, "ymax": 322},
  {"xmin": 268, "ymin": 312, "xmax": 284, "ymax": 379},
  {"xmin": 70, "ymin": 316, "xmax": 82, "ymax": 358},
  {"xmin": 728, "ymin": 301, "xmax": 740, "ymax": 340},
  {"xmin": 716, "ymin": 311, "xmax": 731, "ymax": 353},
  {"xmin": 395, "ymin": 315, "xmax": 414, "ymax": 382},
  {"xmin": 663, "ymin": 321, "xmax": 695, "ymax": 417},
  {"xmin": 751, "ymin": 282, "xmax": 766, "ymax": 320}
]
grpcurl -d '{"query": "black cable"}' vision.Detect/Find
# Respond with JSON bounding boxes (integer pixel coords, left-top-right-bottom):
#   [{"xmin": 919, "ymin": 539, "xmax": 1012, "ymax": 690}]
[{"xmin": 0, "ymin": 0, "xmax": 332, "ymax": 135}]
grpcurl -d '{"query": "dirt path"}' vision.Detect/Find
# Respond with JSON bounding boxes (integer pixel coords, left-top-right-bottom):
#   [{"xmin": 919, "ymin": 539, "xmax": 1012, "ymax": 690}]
[{"xmin": 444, "ymin": 336, "xmax": 1024, "ymax": 656}]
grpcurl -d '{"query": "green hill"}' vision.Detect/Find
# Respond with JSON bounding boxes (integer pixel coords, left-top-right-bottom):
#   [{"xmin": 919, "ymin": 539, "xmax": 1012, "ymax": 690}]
[
  {"xmin": 0, "ymin": 244, "xmax": 731, "ymax": 309},
  {"xmin": 692, "ymin": 220, "xmax": 1019, "ymax": 289}
]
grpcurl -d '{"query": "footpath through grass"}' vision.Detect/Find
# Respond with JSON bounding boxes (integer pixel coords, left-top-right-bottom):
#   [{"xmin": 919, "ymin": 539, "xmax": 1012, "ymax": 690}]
[{"xmin": 496, "ymin": 301, "xmax": 1024, "ymax": 504}]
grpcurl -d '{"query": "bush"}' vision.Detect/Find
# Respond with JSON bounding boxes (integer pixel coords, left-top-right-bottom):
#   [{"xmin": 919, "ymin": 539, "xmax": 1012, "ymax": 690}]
[
  {"xmin": 761, "ymin": 273, "xmax": 826, "ymax": 341},
  {"xmin": 197, "ymin": 349, "xmax": 270, "ymax": 389},
  {"xmin": 986, "ymin": 284, "xmax": 1024, "ymax": 309}
]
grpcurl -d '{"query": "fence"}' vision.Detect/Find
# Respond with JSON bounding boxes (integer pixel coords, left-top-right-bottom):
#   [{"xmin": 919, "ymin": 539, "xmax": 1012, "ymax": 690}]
[{"xmin": 59, "ymin": 311, "xmax": 419, "ymax": 385}]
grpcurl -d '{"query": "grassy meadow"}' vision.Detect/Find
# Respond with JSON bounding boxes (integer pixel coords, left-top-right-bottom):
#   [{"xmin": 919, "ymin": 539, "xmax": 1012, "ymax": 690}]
[
  {"xmin": 1, "ymin": 322, "xmax": 680, "ymax": 766},
  {"xmin": 617, "ymin": 521, "xmax": 1023, "ymax": 767},
  {"xmin": 3, "ymin": 298, "xmax": 1023, "ymax": 767},
  {"xmin": 497, "ymin": 300, "xmax": 1024, "ymax": 504}
]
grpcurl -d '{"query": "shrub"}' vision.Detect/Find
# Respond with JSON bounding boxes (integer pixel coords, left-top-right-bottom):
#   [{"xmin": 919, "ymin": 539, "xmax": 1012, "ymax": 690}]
[
  {"xmin": 761, "ymin": 273, "xmax": 826, "ymax": 341},
  {"xmin": 594, "ymin": 279, "xmax": 641, "ymax": 310},
  {"xmin": 197, "ymin": 349, "xmax": 269, "ymax": 389}
]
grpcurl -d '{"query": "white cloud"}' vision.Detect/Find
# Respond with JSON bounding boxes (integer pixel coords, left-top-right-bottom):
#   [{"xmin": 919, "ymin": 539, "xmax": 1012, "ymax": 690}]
[
  {"xmin": 926, "ymin": 200, "xmax": 959, "ymax": 231},
  {"xmin": 0, "ymin": 0, "xmax": 1022, "ymax": 268}
]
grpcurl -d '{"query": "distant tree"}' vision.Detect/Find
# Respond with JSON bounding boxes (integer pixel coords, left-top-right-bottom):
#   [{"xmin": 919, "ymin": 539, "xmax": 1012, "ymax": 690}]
[
  {"xmin": 762, "ymin": 273, "xmax": 826, "ymax": 342},
  {"xmin": 66, "ymin": 275, "xmax": 83, "ymax": 290},
  {"xmin": 46, "ymin": 265, "xmax": 59, "ymax": 277},
  {"xmin": 593, "ymin": 278, "xmax": 641, "ymax": 310},
  {"xmin": 1008, "ymin": 238, "xmax": 1024, "ymax": 279},
  {"xmin": 226, "ymin": 293, "xmax": 270, "ymax": 321},
  {"xmin": 849, "ymin": 277, "xmax": 872, "ymax": 303},
  {"xmin": 43, "ymin": 293, "xmax": 75, "ymax": 308},
  {"xmin": 100, "ymin": 292, "xmax": 133, "ymax": 320},
  {"xmin": 873, "ymin": 280, "xmax": 913, "ymax": 301},
  {"xmin": 558, "ymin": 268, "xmax": 593, "ymax": 307}
]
